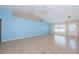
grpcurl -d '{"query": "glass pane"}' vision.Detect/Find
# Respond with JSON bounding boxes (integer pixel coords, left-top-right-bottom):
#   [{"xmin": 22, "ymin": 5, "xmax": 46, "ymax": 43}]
[
  {"xmin": 54, "ymin": 24, "xmax": 66, "ymax": 32},
  {"xmin": 68, "ymin": 23, "xmax": 77, "ymax": 36},
  {"xmin": 55, "ymin": 28, "xmax": 60, "ymax": 32},
  {"xmin": 60, "ymin": 29, "xmax": 65, "ymax": 32},
  {"xmin": 54, "ymin": 25, "xmax": 60, "ymax": 32}
]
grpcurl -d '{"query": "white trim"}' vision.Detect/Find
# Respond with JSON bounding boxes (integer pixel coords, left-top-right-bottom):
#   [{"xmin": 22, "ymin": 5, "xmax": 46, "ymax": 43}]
[{"xmin": 2, "ymin": 33, "xmax": 48, "ymax": 42}]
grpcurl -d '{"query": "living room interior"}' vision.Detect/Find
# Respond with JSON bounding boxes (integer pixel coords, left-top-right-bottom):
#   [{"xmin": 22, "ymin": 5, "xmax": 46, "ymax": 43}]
[{"xmin": 0, "ymin": 5, "xmax": 79, "ymax": 54}]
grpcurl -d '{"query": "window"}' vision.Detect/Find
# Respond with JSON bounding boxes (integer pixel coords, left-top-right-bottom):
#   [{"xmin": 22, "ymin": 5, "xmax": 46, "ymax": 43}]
[
  {"xmin": 54, "ymin": 24, "xmax": 66, "ymax": 32},
  {"xmin": 68, "ymin": 23, "xmax": 77, "ymax": 36},
  {"xmin": 54, "ymin": 25, "xmax": 60, "ymax": 32},
  {"xmin": 59, "ymin": 24, "xmax": 65, "ymax": 32},
  {"xmin": 54, "ymin": 23, "xmax": 78, "ymax": 36}
]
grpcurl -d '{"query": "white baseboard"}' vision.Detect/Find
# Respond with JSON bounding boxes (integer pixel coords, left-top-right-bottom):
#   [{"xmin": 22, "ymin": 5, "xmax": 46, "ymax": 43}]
[{"xmin": 2, "ymin": 33, "xmax": 48, "ymax": 42}]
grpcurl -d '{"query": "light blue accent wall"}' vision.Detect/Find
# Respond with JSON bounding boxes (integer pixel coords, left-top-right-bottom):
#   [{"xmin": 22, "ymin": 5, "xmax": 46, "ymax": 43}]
[
  {"xmin": 0, "ymin": 6, "xmax": 12, "ymax": 41},
  {"xmin": 9, "ymin": 17, "xmax": 50, "ymax": 40},
  {"xmin": 0, "ymin": 7, "xmax": 50, "ymax": 42}
]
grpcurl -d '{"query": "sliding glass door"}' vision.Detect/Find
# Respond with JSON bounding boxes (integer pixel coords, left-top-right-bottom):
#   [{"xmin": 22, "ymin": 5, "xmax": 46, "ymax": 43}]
[{"xmin": 68, "ymin": 23, "xmax": 77, "ymax": 36}]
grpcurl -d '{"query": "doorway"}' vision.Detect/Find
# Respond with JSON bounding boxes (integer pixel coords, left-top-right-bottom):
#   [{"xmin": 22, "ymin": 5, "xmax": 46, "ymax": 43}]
[{"xmin": 0, "ymin": 19, "xmax": 1, "ymax": 41}]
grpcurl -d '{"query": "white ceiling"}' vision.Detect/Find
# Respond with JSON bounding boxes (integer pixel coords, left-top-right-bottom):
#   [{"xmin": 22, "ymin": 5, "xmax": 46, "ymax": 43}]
[{"xmin": 4, "ymin": 5, "xmax": 79, "ymax": 23}]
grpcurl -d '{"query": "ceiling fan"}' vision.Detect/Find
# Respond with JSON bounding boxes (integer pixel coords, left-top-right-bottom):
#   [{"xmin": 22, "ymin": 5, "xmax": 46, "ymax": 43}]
[{"xmin": 38, "ymin": 5, "xmax": 52, "ymax": 15}]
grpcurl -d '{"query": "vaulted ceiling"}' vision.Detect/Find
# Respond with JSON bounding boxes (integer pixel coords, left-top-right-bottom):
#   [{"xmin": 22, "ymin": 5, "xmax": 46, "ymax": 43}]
[{"xmin": 4, "ymin": 5, "xmax": 79, "ymax": 23}]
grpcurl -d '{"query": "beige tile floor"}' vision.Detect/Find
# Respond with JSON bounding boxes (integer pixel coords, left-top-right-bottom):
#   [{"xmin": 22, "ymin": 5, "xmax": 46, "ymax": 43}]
[{"xmin": 0, "ymin": 34, "xmax": 79, "ymax": 54}]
